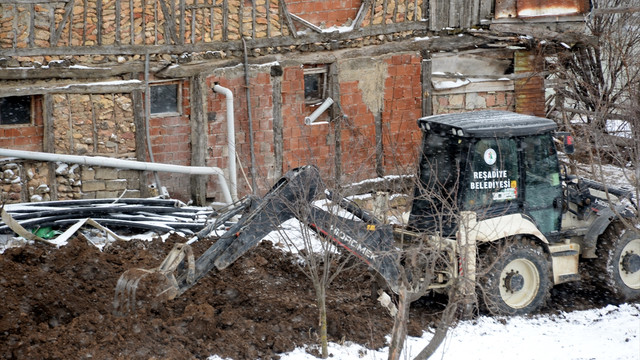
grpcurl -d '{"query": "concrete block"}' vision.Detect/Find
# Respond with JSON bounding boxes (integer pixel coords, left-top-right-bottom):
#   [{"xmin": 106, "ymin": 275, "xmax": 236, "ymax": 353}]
[
  {"xmin": 82, "ymin": 180, "xmax": 106, "ymax": 192},
  {"xmin": 95, "ymin": 167, "xmax": 118, "ymax": 180}
]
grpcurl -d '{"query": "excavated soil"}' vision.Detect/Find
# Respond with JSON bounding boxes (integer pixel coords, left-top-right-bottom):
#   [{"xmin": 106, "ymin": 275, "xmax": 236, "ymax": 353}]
[
  {"xmin": 0, "ymin": 234, "xmax": 442, "ymax": 360},
  {"xmin": 0, "ymin": 233, "xmax": 619, "ymax": 360}
]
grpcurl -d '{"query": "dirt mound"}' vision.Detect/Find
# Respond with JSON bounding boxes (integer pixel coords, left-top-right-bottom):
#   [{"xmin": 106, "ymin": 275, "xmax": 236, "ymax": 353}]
[{"xmin": 1, "ymin": 234, "xmax": 435, "ymax": 359}]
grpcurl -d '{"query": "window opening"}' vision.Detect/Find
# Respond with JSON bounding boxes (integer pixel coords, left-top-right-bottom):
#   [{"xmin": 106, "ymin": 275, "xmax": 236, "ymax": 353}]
[
  {"xmin": 303, "ymin": 65, "xmax": 328, "ymax": 105},
  {"xmin": 150, "ymin": 82, "xmax": 180, "ymax": 115},
  {"xmin": 0, "ymin": 96, "xmax": 32, "ymax": 126}
]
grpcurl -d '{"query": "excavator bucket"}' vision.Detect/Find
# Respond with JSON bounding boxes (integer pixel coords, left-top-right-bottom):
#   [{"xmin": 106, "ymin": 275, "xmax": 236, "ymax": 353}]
[{"xmin": 113, "ymin": 243, "xmax": 195, "ymax": 315}]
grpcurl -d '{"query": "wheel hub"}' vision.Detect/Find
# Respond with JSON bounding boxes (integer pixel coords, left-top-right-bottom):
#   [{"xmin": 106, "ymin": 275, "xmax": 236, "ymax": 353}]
[
  {"xmin": 621, "ymin": 251, "xmax": 640, "ymax": 274},
  {"xmin": 503, "ymin": 270, "xmax": 525, "ymax": 293}
]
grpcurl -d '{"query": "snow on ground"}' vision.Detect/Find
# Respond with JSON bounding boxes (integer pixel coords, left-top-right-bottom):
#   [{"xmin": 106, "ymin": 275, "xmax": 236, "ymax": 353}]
[{"xmin": 275, "ymin": 303, "xmax": 639, "ymax": 360}]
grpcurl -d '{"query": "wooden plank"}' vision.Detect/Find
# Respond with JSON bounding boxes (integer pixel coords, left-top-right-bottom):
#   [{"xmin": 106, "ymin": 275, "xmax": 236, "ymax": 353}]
[
  {"xmin": 289, "ymin": 13, "xmax": 323, "ymax": 33},
  {"xmin": 83, "ymin": 0, "xmax": 88, "ymax": 44},
  {"xmin": 214, "ymin": 0, "xmax": 219, "ymax": 41},
  {"xmin": 42, "ymin": 94, "xmax": 55, "ymax": 154},
  {"xmin": 279, "ymin": 0, "xmax": 297, "ymax": 38},
  {"xmin": 353, "ymin": 0, "xmax": 372, "ymax": 29},
  {"xmin": 592, "ymin": 6, "xmax": 640, "ymax": 15},
  {"xmin": 0, "ymin": 62, "xmax": 144, "ymax": 80},
  {"xmin": 180, "ymin": 0, "xmax": 186, "ymax": 44},
  {"xmin": 130, "ymin": 0, "xmax": 134, "ymax": 45},
  {"xmin": 239, "ymin": 0, "xmax": 244, "ymax": 38},
  {"xmin": 191, "ymin": 4, "xmax": 196, "ymax": 43},
  {"xmin": 158, "ymin": 0, "xmax": 179, "ymax": 44},
  {"xmin": 222, "ymin": 0, "xmax": 228, "ymax": 41},
  {"xmin": 251, "ymin": 0, "xmax": 256, "ymax": 39},
  {"xmin": 0, "ymin": 81, "xmax": 145, "ymax": 97},
  {"xmin": 115, "ymin": 0, "xmax": 121, "ymax": 45},
  {"xmin": 49, "ymin": 6, "xmax": 55, "ymax": 46},
  {"xmin": 97, "ymin": 0, "xmax": 102, "ymax": 45},
  {"xmin": 29, "ymin": 4, "xmax": 35, "ymax": 47},
  {"xmin": 421, "ymin": 52, "xmax": 432, "ymax": 116},
  {"xmin": 479, "ymin": 0, "xmax": 492, "ymax": 20},
  {"xmin": 266, "ymin": 0, "xmax": 271, "ymax": 37}
]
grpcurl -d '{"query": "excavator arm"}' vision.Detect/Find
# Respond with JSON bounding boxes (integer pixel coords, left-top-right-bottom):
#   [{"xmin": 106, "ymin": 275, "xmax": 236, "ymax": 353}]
[{"xmin": 114, "ymin": 165, "xmax": 413, "ymax": 314}]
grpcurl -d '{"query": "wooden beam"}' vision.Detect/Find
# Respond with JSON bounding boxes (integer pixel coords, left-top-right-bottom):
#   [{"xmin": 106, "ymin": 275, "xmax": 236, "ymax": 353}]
[
  {"xmin": 50, "ymin": 0, "xmax": 75, "ymax": 46},
  {"xmin": 189, "ymin": 74, "xmax": 207, "ymax": 205},
  {"xmin": 289, "ymin": 13, "xmax": 323, "ymax": 33},
  {"xmin": 0, "ymin": 62, "xmax": 144, "ymax": 80},
  {"xmin": 1, "ymin": 21, "xmax": 431, "ymax": 57},
  {"xmin": 156, "ymin": 34, "xmax": 498, "ymax": 78},
  {"xmin": 279, "ymin": 0, "xmax": 298, "ymax": 39},
  {"xmin": 0, "ymin": 80, "xmax": 145, "ymax": 97},
  {"xmin": 592, "ymin": 7, "xmax": 640, "ymax": 15},
  {"xmin": 158, "ymin": 0, "xmax": 180, "ymax": 44},
  {"xmin": 353, "ymin": 0, "xmax": 373, "ymax": 29}
]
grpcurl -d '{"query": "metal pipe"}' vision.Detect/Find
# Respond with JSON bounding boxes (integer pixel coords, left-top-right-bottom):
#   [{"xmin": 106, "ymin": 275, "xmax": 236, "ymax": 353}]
[
  {"xmin": 0, "ymin": 148, "xmax": 233, "ymax": 204},
  {"xmin": 213, "ymin": 84, "xmax": 238, "ymax": 201}
]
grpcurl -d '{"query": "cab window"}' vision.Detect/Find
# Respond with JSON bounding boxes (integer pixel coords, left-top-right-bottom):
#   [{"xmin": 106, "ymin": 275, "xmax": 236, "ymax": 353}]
[{"xmin": 464, "ymin": 138, "xmax": 519, "ymax": 210}]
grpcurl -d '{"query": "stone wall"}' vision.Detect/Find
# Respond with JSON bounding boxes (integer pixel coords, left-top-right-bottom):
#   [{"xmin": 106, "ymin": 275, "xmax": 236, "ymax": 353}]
[
  {"xmin": 0, "ymin": 0, "xmax": 290, "ymax": 50},
  {"xmin": 1, "ymin": 160, "xmax": 49, "ymax": 203}
]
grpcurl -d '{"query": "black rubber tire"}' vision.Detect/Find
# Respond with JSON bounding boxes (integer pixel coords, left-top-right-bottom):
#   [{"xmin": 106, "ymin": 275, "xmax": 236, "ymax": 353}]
[
  {"xmin": 478, "ymin": 239, "xmax": 552, "ymax": 316},
  {"xmin": 590, "ymin": 224, "xmax": 640, "ymax": 303}
]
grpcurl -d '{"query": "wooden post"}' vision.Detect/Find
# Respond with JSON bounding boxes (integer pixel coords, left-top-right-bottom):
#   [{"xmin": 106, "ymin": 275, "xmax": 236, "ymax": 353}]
[
  {"xmin": 421, "ymin": 50, "xmax": 433, "ymax": 117},
  {"xmin": 190, "ymin": 74, "xmax": 207, "ymax": 205},
  {"xmin": 42, "ymin": 94, "xmax": 58, "ymax": 201},
  {"xmin": 271, "ymin": 65, "xmax": 283, "ymax": 179},
  {"xmin": 132, "ymin": 89, "xmax": 150, "ymax": 197}
]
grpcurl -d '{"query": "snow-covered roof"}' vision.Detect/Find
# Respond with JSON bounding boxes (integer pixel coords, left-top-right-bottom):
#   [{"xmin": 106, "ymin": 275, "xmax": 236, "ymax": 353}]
[{"xmin": 418, "ymin": 110, "xmax": 557, "ymax": 138}]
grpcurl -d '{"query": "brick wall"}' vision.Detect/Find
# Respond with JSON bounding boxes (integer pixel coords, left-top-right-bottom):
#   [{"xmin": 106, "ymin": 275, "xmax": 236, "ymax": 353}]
[
  {"xmin": 286, "ymin": 0, "xmax": 362, "ymax": 27},
  {"xmin": 381, "ymin": 54, "xmax": 423, "ymax": 173},
  {"xmin": 0, "ymin": 96, "xmax": 44, "ymax": 152}
]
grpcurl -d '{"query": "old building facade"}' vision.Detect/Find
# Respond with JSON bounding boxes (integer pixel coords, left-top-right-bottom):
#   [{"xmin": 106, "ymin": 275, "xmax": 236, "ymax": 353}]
[{"xmin": 0, "ymin": 0, "xmax": 590, "ymax": 204}]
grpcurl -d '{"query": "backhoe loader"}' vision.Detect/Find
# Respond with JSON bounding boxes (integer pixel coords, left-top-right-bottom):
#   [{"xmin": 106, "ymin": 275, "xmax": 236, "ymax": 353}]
[{"xmin": 114, "ymin": 110, "xmax": 640, "ymax": 316}]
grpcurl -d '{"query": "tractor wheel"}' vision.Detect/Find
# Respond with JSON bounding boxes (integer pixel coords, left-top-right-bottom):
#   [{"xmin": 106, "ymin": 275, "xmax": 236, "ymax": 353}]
[
  {"xmin": 478, "ymin": 240, "xmax": 552, "ymax": 316},
  {"xmin": 592, "ymin": 224, "xmax": 640, "ymax": 302}
]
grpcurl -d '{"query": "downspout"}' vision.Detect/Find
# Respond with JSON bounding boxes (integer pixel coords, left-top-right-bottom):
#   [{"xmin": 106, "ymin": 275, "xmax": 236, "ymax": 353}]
[{"xmin": 212, "ymin": 84, "xmax": 238, "ymax": 201}]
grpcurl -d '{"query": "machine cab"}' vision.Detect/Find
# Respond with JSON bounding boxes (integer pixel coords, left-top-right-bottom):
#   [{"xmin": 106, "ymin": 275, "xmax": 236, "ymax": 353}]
[{"xmin": 408, "ymin": 110, "xmax": 563, "ymax": 239}]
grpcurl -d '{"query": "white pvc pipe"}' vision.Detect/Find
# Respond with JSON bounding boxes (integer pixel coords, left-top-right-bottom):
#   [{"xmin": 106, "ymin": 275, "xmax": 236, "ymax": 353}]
[
  {"xmin": 304, "ymin": 97, "xmax": 334, "ymax": 125},
  {"xmin": 0, "ymin": 148, "xmax": 233, "ymax": 204},
  {"xmin": 213, "ymin": 84, "xmax": 238, "ymax": 201}
]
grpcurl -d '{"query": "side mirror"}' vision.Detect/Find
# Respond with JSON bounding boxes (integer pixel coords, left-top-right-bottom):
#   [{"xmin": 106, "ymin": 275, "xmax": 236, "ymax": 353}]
[{"xmin": 563, "ymin": 135, "xmax": 575, "ymax": 154}]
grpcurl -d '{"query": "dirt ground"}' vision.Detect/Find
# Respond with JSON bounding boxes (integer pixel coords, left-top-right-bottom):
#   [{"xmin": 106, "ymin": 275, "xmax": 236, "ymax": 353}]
[
  {"xmin": 0, "ymin": 233, "xmax": 441, "ymax": 360},
  {"xmin": 0, "ymin": 232, "xmax": 616, "ymax": 360}
]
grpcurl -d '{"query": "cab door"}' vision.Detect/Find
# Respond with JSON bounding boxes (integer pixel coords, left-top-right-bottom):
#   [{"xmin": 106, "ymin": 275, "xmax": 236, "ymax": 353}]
[{"xmin": 521, "ymin": 134, "xmax": 563, "ymax": 236}]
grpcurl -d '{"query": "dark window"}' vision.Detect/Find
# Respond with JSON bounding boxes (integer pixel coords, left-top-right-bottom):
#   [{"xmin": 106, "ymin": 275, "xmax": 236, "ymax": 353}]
[
  {"xmin": 150, "ymin": 83, "xmax": 179, "ymax": 115},
  {"xmin": 0, "ymin": 96, "xmax": 32, "ymax": 125},
  {"xmin": 303, "ymin": 65, "xmax": 328, "ymax": 104},
  {"xmin": 463, "ymin": 138, "xmax": 519, "ymax": 210}
]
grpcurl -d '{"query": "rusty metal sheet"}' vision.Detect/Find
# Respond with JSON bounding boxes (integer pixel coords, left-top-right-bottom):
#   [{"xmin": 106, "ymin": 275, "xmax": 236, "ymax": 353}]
[{"xmin": 495, "ymin": 0, "xmax": 591, "ymax": 19}]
